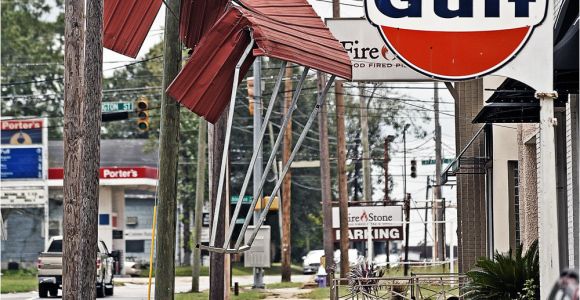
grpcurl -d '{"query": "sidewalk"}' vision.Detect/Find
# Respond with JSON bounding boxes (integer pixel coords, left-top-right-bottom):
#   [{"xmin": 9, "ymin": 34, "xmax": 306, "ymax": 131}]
[{"xmin": 116, "ymin": 274, "xmax": 315, "ymax": 293}]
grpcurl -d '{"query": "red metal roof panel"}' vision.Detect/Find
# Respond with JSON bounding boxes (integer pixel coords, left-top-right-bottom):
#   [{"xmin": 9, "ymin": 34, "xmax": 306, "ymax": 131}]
[
  {"xmin": 179, "ymin": 0, "xmax": 230, "ymax": 49},
  {"xmin": 241, "ymin": 0, "xmax": 351, "ymax": 79},
  {"xmin": 104, "ymin": 0, "xmax": 162, "ymax": 58},
  {"xmin": 167, "ymin": 0, "xmax": 352, "ymax": 123},
  {"xmin": 167, "ymin": 9, "xmax": 254, "ymax": 123}
]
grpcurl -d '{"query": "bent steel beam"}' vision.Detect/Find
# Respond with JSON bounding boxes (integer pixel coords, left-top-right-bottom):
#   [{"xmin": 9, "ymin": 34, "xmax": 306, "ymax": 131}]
[
  {"xmin": 207, "ymin": 36, "xmax": 255, "ymax": 247},
  {"xmin": 245, "ymin": 75, "xmax": 336, "ymax": 247},
  {"xmin": 232, "ymin": 66, "xmax": 311, "ymax": 250},
  {"xmin": 223, "ymin": 61, "xmax": 288, "ymax": 249}
]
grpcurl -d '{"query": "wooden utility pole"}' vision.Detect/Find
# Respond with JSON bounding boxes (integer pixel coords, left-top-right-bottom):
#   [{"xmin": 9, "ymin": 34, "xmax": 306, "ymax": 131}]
[
  {"xmin": 333, "ymin": 0, "xmax": 350, "ymax": 278},
  {"xmin": 208, "ymin": 110, "xmax": 228, "ymax": 300},
  {"xmin": 192, "ymin": 119, "xmax": 207, "ymax": 292},
  {"xmin": 383, "ymin": 136, "xmax": 394, "ymax": 268},
  {"xmin": 62, "ymin": 0, "xmax": 102, "ymax": 298},
  {"xmin": 318, "ymin": 72, "xmax": 334, "ymax": 285},
  {"xmin": 335, "ymin": 82, "xmax": 349, "ymax": 277},
  {"xmin": 360, "ymin": 84, "xmax": 372, "ymax": 202},
  {"xmin": 155, "ymin": 0, "xmax": 181, "ymax": 298},
  {"xmin": 281, "ymin": 64, "xmax": 293, "ymax": 282},
  {"xmin": 433, "ymin": 82, "xmax": 445, "ymax": 262}
]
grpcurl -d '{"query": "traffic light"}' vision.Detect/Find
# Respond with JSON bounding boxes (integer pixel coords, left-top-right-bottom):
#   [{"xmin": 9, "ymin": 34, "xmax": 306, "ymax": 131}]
[
  {"xmin": 135, "ymin": 97, "xmax": 149, "ymax": 132},
  {"xmin": 247, "ymin": 77, "xmax": 254, "ymax": 115},
  {"xmin": 410, "ymin": 159, "xmax": 417, "ymax": 178}
]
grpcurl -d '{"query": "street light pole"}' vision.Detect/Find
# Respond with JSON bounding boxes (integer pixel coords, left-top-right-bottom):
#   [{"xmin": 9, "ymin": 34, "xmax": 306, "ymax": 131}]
[
  {"xmin": 402, "ymin": 124, "xmax": 410, "ymax": 276},
  {"xmin": 252, "ymin": 57, "xmax": 265, "ymax": 289},
  {"xmin": 384, "ymin": 135, "xmax": 395, "ymax": 269}
]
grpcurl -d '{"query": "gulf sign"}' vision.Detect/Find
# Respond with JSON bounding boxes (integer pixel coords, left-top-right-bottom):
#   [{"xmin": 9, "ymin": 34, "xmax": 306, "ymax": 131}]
[{"xmin": 365, "ymin": 0, "xmax": 548, "ymax": 80}]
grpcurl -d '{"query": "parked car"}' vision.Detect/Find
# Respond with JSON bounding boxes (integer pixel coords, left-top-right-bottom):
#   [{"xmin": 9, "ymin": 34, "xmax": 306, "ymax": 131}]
[
  {"xmin": 373, "ymin": 253, "xmax": 401, "ymax": 267},
  {"xmin": 302, "ymin": 250, "xmax": 325, "ymax": 274},
  {"xmin": 123, "ymin": 259, "xmax": 143, "ymax": 277},
  {"xmin": 37, "ymin": 236, "xmax": 115, "ymax": 298},
  {"xmin": 334, "ymin": 249, "xmax": 361, "ymax": 267}
]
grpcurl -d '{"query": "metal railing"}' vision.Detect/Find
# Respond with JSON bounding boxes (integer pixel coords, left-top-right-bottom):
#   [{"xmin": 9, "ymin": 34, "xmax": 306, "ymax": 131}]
[{"xmin": 331, "ymin": 273, "xmax": 470, "ymax": 300}]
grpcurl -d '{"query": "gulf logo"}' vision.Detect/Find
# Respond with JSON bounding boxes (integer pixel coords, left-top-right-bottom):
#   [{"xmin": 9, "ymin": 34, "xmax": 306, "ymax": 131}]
[{"xmin": 365, "ymin": 0, "xmax": 548, "ymax": 80}]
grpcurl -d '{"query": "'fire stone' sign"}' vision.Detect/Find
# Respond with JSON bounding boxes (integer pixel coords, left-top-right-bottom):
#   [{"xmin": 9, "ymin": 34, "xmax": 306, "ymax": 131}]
[
  {"xmin": 326, "ymin": 18, "xmax": 429, "ymax": 81},
  {"xmin": 332, "ymin": 205, "xmax": 403, "ymax": 240},
  {"xmin": 332, "ymin": 205, "xmax": 403, "ymax": 228},
  {"xmin": 365, "ymin": 0, "xmax": 548, "ymax": 80}
]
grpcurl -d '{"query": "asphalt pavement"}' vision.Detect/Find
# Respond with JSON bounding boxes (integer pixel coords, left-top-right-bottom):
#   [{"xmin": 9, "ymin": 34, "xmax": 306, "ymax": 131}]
[{"xmin": 1, "ymin": 275, "xmax": 314, "ymax": 300}]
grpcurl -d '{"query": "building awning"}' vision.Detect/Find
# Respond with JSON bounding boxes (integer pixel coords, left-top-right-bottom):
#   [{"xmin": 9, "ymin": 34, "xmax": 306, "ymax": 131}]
[
  {"xmin": 473, "ymin": 103, "xmax": 540, "ymax": 123},
  {"xmin": 103, "ymin": 0, "xmax": 163, "ymax": 58},
  {"xmin": 475, "ymin": 2, "xmax": 577, "ymax": 124},
  {"xmin": 48, "ymin": 166, "xmax": 158, "ymax": 187},
  {"xmin": 473, "ymin": 79, "xmax": 569, "ymax": 123},
  {"xmin": 167, "ymin": 1, "xmax": 352, "ymax": 123}
]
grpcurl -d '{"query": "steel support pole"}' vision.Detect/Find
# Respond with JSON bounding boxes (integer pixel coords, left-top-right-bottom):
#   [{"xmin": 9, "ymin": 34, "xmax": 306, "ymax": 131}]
[
  {"xmin": 224, "ymin": 61, "xmax": 287, "ymax": 249},
  {"xmin": 234, "ymin": 67, "xmax": 311, "ymax": 250},
  {"xmin": 247, "ymin": 75, "xmax": 337, "ymax": 245},
  {"xmin": 537, "ymin": 92, "xmax": 560, "ymax": 297},
  {"xmin": 252, "ymin": 57, "xmax": 265, "ymax": 289},
  {"xmin": 403, "ymin": 124, "xmax": 410, "ymax": 276},
  {"xmin": 208, "ymin": 39, "xmax": 254, "ymax": 247}
]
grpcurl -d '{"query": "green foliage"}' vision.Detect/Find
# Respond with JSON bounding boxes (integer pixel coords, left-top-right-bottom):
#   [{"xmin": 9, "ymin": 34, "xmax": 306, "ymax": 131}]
[
  {"xmin": 0, "ymin": 269, "xmax": 38, "ymax": 293},
  {"xmin": 175, "ymin": 289, "xmax": 268, "ymax": 300},
  {"xmin": 347, "ymin": 261, "xmax": 386, "ymax": 297},
  {"xmin": 1, "ymin": 0, "xmax": 64, "ymax": 137},
  {"xmin": 466, "ymin": 241, "xmax": 539, "ymax": 299},
  {"xmin": 102, "ymin": 42, "xmax": 164, "ymax": 139}
]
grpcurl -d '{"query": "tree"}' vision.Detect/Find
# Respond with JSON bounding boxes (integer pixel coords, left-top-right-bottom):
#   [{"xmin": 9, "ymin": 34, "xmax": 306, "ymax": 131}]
[
  {"xmin": 102, "ymin": 42, "xmax": 163, "ymax": 139},
  {"xmin": 1, "ymin": 0, "xmax": 64, "ymax": 137}
]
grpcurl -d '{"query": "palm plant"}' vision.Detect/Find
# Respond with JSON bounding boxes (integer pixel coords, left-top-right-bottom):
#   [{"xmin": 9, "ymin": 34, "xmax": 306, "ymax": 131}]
[
  {"xmin": 347, "ymin": 260, "xmax": 386, "ymax": 298},
  {"xmin": 466, "ymin": 241, "xmax": 539, "ymax": 299}
]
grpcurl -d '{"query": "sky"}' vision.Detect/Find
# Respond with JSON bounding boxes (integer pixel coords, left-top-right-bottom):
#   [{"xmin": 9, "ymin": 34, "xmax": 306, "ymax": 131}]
[{"xmin": 101, "ymin": 1, "xmax": 459, "ymax": 250}]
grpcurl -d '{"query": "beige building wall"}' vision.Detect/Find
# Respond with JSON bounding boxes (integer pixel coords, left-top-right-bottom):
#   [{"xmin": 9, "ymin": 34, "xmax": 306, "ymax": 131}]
[
  {"xmin": 491, "ymin": 124, "xmax": 519, "ymax": 253},
  {"xmin": 98, "ymin": 187, "xmax": 113, "ymax": 249},
  {"xmin": 517, "ymin": 124, "xmax": 539, "ymax": 250}
]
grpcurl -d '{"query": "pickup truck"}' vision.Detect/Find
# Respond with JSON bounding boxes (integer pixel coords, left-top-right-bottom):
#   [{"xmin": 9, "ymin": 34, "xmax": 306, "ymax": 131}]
[{"xmin": 37, "ymin": 236, "xmax": 115, "ymax": 298}]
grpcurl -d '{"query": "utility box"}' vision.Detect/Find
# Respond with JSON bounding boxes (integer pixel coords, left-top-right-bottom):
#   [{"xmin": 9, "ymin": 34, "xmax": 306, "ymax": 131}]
[{"xmin": 244, "ymin": 225, "xmax": 271, "ymax": 268}]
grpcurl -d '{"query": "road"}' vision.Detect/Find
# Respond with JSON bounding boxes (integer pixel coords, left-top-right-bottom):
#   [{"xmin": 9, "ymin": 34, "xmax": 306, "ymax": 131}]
[{"xmin": 2, "ymin": 275, "xmax": 314, "ymax": 300}]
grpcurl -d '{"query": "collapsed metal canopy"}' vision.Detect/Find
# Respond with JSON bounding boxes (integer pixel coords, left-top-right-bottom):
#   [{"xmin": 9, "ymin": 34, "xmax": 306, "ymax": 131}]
[
  {"xmin": 104, "ymin": 0, "xmax": 351, "ymax": 123},
  {"xmin": 167, "ymin": 1, "xmax": 352, "ymax": 123},
  {"xmin": 103, "ymin": 0, "xmax": 352, "ymax": 254}
]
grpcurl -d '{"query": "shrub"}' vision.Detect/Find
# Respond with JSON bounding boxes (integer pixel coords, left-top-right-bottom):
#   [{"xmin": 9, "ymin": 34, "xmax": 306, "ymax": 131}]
[{"xmin": 466, "ymin": 241, "xmax": 539, "ymax": 299}]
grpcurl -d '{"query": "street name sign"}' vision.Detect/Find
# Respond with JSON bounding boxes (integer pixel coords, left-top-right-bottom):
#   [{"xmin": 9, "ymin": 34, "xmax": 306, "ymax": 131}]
[
  {"xmin": 231, "ymin": 195, "xmax": 253, "ymax": 204},
  {"xmin": 365, "ymin": 0, "xmax": 548, "ymax": 80},
  {"xmin": 421, "ymin": 158, "xmax": 453, "ymax": 165},
  {"xmin": 102, "ymin": 102, "xmax": 134, "ymax": 113}
]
